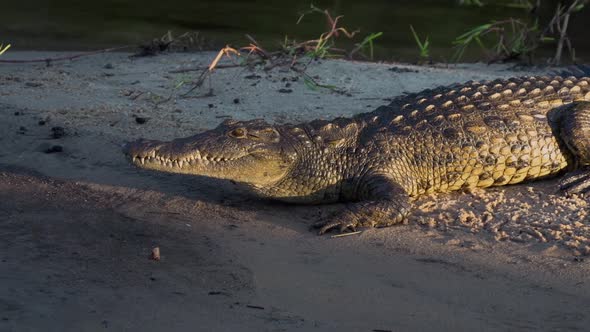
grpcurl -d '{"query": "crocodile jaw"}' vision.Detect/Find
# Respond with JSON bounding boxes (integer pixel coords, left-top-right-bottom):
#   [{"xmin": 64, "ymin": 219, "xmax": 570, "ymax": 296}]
[
  {"xmin": 124, "ymin": 139, "xmax": 292, "ymax": 185},
  {"xmin": 128, "ymin": 145, "xmax": 246, "ymax": 171}
]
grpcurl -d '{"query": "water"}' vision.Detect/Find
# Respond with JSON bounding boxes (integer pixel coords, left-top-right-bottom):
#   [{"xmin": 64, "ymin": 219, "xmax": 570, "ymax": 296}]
[{"xmin": 3, "ymin": 0, "xmax": 589, "ymax": 63}]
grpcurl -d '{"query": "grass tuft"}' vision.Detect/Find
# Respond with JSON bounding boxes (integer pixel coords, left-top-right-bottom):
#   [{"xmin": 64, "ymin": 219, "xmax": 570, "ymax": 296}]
[{"xmin": 409, "ymin": 25, "xmax": 430, "ymax": 59}]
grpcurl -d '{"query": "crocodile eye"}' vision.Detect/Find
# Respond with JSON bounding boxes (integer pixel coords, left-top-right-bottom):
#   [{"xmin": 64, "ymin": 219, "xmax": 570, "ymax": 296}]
[{"xmin": 229, "ymin": 128, "xmax": 247, "ymax": 138}]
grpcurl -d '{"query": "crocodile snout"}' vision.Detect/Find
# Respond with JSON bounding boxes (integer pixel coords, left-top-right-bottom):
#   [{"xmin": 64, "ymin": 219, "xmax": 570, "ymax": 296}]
[{"xmin": 123, "ymin": 139, "xmax": 164, "ymax": 158}]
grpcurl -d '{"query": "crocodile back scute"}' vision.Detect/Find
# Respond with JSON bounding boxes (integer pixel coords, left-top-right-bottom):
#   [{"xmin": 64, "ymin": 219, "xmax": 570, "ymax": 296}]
[{"xmin": 356, "ymin": 76, "xmax": 590, "ymax": 195}]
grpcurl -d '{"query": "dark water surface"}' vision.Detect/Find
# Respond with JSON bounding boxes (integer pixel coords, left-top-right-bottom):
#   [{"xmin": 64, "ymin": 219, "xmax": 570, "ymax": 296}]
[{"xmin": 3, "ymin": 0, "xmax": 590, "ymax": 62}]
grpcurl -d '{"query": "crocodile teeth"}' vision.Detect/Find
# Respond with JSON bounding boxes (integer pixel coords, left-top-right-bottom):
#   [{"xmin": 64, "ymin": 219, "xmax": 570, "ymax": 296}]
[{"xmin": 134, "ymin": 149, "xmax": 241, "ymax": 168}]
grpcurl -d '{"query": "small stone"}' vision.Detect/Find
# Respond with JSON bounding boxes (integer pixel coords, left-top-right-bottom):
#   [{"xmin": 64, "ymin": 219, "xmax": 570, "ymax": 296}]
[
  {"xmin": 45, "ymin": 145, "xmax": 63, "ymax": 153},
  {"xmin": 151, "ymin": 247, "xmax": 161, "ymax": 261},
  {"xmin": 51, "ymin": 126, "xmax": 65, "ymax": 139},
  {"xmin": 25, "ymin": 82, "xmax": 43, "ymax": 88},
  {"xmin": 135, "ymin": 117, "xmax": 148, "ymax": 124},
  {"xmin": 233, "ymin": 98, "xmax": 240, "ymax": 104}
]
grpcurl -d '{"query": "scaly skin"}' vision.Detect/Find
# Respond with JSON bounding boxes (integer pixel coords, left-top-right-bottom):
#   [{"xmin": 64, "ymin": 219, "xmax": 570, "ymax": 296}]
[{"xmin": 125, "ymin": 75, "xmax": 590, "ymax": 234}]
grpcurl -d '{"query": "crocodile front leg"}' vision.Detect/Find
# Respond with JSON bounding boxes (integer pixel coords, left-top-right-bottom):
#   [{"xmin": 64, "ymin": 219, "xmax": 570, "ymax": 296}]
[
  {"xmin": 314, "ymin": 173, "xmax": 411, "ymax": 234},
  {"xmin": 555, "ymin": 101, "xmax": 590, "ymax": 195}
]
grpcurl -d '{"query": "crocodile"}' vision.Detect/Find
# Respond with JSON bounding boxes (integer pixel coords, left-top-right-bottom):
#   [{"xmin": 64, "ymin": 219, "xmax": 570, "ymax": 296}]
[{"xmin": 125, "ymin": 75, "xmax": 590, "ymax": 234}]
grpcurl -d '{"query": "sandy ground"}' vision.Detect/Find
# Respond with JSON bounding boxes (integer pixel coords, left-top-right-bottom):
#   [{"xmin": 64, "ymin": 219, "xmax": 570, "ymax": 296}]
[{"xmin": 1, "ymin": 51, "xmax": 590, "ymax": 331}]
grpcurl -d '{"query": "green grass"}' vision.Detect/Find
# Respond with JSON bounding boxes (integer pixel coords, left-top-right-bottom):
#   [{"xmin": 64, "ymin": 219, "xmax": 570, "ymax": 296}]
[
  {"xmin": 452, "ymin": 0, "xmax": 589, "ymax": 64},
  {"xmin": 452, "ymin": 23, "xmax": 492, "ymax": 62},
  {"xmin": 451, "ymin": 19, "xmax": 542, "ymax": 63},
  {"xmin": 409, "ymin": 25, "xmax": 429, "ymax": 59},
  {"xmin": 354, "ymin": 32, "xmax": 383, "ymax": 60},
  {"xmin": 0, "ymin": 44, "xmax": 11, "ymax": 56}
]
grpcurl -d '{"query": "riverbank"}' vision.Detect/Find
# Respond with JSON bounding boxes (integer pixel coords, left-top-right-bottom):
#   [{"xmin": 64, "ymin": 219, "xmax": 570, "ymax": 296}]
[{"xmin": 1, "ymin": 51, "xmax": 589, "ymax": 331}]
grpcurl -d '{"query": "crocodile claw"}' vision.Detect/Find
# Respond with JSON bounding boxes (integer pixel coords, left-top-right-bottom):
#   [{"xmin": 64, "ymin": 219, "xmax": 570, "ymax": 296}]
[
  {"xmin": 313, "ymin": 196, "xmax": 410, "ymax": 235},
  {"xmin": 312, "ymin": 207, "xmax": 375, "ymax": 235},
  {"xmin": 313, "ymin": 218, "xmax": 359, "ymax": 235}
]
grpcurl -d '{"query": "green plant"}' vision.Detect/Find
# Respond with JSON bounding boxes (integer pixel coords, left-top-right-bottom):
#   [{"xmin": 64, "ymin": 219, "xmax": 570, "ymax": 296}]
[
  {"xmin": 452, "ymin": 19, "xmax": 542, "ymax": 62},
  {"xmin": 173, "ymin": 73, "xmax": 192, "ymax": 90},
  {"xmin": 0, "ymin": 44, "xmax": 10, "ymax": 56},
  {"xmin": 291, "ymin": 4, "xmax": 360, "ymax": 60},
  {"xmin": 409, "ymin": 25, "xmax": 430, "ymax": 59},
  {"xmin": 301, "ymin": 72, "xmax": 338, "ymax": 91},
  {"xmin": 453, "ymin": 0, "xmax": 588, "ymax": 64},
  {"xmin": 350, "ymin": 32, "xmax": 383, "ymax": 60},
  {"xmin": 176, "ymin": 5, "xmax": 380, "ymax": 98}
]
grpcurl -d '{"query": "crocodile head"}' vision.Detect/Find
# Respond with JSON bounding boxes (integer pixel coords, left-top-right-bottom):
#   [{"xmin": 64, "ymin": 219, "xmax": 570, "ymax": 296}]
[{"xmin": 124, "ymin": 119, "xmax": 297, "ymax": 186}]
